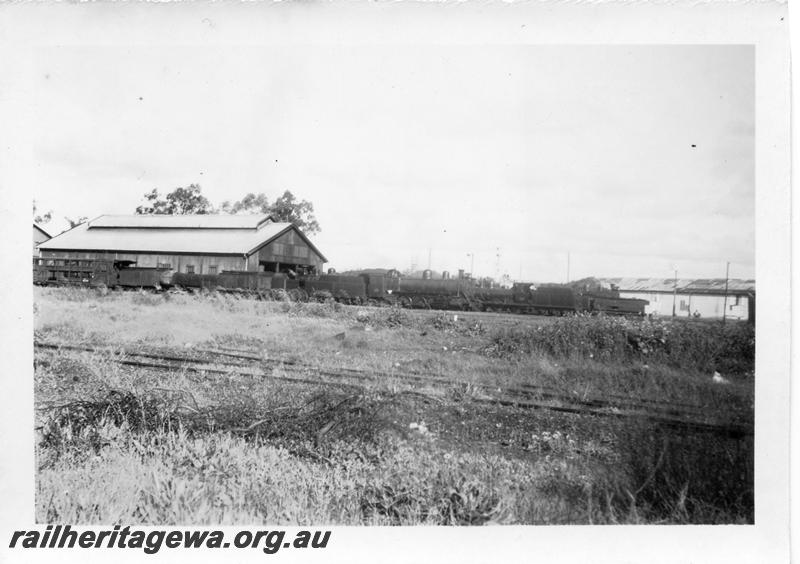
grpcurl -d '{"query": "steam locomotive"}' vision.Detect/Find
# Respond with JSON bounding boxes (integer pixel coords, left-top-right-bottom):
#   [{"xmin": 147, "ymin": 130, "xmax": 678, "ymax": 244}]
[{"xmin": 32, "ymin": 257, "xmax": 647, "ymax": 316}]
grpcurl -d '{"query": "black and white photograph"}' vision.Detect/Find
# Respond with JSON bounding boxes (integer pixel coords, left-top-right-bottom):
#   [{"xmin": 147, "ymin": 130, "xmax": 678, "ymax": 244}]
[{"xmin": 0, "ymin": 2, "xmax": 792, "ymax": 563}]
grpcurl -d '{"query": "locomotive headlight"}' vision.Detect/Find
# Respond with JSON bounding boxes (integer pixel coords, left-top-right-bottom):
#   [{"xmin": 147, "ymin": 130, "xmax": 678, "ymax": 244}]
[{"xmin": 387, "ymin": 290, "xmax": 393, "ymax": 294}]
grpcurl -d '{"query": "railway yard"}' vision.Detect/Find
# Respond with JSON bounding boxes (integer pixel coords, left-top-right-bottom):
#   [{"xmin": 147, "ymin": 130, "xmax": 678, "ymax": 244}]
[{"xmin": 34, "ymin": 285, "xmax": 755, "ymax": 525}]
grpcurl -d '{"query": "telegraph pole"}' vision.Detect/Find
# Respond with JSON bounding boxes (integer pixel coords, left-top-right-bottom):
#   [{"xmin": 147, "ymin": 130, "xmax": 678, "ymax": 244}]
[
  {"xmin": 566, "ymin": 252, "xmax": 571, "ymax": 283},
  {"xmin": 722, "ymin": 261, "xmax": 730, "ymax": 324},
  {"xmin": 672, "ymin": 269, "xmax": 678, "ymax": 317}
]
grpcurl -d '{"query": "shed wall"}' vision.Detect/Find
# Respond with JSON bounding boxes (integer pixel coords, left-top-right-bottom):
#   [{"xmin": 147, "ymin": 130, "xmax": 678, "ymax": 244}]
[
  {"xmin": 253, "ymin": 230, "xmax": 325, "ymax": 273},
  {"xmin": 39, "ymin": 250, "xmax": 246, "ymax": 275},
  {"xmin": 33, "ymin": 227, "xmax": 50, "ymax": 254},
  {"xmin": 619, "ymin": 291, "xmax": 750, "ymax": 320}
]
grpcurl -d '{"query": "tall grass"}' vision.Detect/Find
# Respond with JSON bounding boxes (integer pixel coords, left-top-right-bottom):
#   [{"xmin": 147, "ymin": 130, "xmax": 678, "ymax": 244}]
[
  {"xmin": 36, "ymin": 384, "xmax": 753, "ymax": 525},
  {"xmin": 486, "ymin": 315, "xmax": 754, "ymax": 374},
  {"xmin": 34, "ymin": 287, "xmax": 754, "ymax": 525}
]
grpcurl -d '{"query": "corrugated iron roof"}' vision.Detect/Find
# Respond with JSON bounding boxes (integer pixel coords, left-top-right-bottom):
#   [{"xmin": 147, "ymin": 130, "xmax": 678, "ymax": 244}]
[
  {"xmin": 40, "ymin": 214, "xmax": 327, "ymax": 261},
  {"xmin": 598, "ymin": 277, "xmax": 755, "ymax": 294},
  {"xmin": 89, "ymin": 214, "xmax": 271, "ymax": 229}
]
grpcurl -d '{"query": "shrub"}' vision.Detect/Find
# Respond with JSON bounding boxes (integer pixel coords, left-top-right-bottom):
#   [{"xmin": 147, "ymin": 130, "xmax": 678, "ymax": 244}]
[
  {"xmin": 375, "ymin": 307, "xmax": 413, "ymax": 329},
  {"xmin": 484, "ymin": 316, "xmax": 754, "ymax": 373},
  {"xmin": 427, "ymin": 313, "xmax": 485, "ymax": 336}
]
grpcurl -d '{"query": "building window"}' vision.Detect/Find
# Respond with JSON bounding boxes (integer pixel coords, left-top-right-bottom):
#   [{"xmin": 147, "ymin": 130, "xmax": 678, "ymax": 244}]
[
  {"xmin": 157, "ymin": 262, "xmax": 172, "ymax": 269},
  {"xmin": 186, "ymin": 265, "xmax": 195, "ymax": 274},
  {"xmin": 679, "ymin": 299, "xmax": 689, "ymax": 311},
  {"xmin": 208, "ymin": 265, "xmax": 217, "ymax": 275}
]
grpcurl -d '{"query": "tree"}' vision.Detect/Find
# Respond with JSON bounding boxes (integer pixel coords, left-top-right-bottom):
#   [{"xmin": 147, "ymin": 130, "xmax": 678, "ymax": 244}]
[
  {"xmin": 135, "ymin": 184, "xmax": 213, "ymax": 215},
  {"xmin": 33, "ymin": 200, "xmax": 52, "ymax": 224},
  {"xmin": 135, "ymin": 185, "xmax": 322, "ymax": 235},
  {"xmin": 222, "ymin": 190, "xmax": 320, "ymax": 235},
  {"xmin": 269, "ymin": 190, "xmax": 320, "ymax": 235},
  {"xmin": 65, "ymin": 216, "xmax": 88, "ymax": 229},
  {"xmin": 219, "ymin": 192, "xmax": 271, "ymax": 215}
]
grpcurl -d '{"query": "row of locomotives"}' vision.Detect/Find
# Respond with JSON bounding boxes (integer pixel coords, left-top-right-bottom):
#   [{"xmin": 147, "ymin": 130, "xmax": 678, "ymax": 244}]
[
  {"xmin": 32, "ymin": 257, "xmax": 649, "ymax": 315},
  {"xmin": 465, "ymin": 280, "xmax": 649, "ymax": 316},
  {"xmin": 33, "ymin": 257, "xmax": 172, "ymax": 289}
]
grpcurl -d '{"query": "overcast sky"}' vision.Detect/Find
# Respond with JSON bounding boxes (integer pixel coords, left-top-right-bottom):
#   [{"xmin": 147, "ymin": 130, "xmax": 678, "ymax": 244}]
[{"xmin": 32, "ymin": 44, "xmax": 754, "ymax": 281}]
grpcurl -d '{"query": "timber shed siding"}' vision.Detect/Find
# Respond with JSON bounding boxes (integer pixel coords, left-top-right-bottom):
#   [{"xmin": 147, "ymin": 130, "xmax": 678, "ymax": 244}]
[{"xmin": 38, "ymin": 214, "xmax": 326, "ymax": 275}]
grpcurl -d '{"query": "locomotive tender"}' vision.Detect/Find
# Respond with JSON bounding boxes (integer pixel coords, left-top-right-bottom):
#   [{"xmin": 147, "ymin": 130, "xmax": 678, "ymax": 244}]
[{"xmin": 33, "ymin": 257, "xmax": 647, "ymax": 316}]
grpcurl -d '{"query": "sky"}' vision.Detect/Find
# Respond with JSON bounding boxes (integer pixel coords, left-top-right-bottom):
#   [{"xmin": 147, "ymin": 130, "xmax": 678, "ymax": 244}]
[{"xmin": 31, "ymin": 44, "xmax": 754, "ymax": 282}]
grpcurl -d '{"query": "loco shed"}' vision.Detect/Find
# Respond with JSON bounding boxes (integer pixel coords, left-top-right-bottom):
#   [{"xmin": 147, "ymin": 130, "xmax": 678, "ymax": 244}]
[{"xmin": 37, "ymin": 214, "xmax": 327, "ymax": 278}]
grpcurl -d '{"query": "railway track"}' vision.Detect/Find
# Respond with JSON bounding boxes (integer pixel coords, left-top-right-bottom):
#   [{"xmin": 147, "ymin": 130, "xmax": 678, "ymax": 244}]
[{"xmin": 34, "ymin": 341, "xmax": 752, "ymax": 438}]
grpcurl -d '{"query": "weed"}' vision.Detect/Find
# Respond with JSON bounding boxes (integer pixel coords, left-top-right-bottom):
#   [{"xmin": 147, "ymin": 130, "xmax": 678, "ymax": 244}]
[
  {"xmin": 428, "ymin": 313, "xmax": 485, "ymax": 336},
  {"xmin": 34, "ymin": 286, "xmax": 754, "ymax": 525},
  {"xmin": 604, "ymin": 423, "xmax": 754, "ymax": 522},
  {"xmin": 131, "ymin": 291, "xmax": 163, "ymax": 307},
  {"xmin": 485, "ymin": 315, "xmax": 754, "ymax": 374},
  {"xmin": 377, "ymin": 307, "xmax": 413, "ymax": 329}
]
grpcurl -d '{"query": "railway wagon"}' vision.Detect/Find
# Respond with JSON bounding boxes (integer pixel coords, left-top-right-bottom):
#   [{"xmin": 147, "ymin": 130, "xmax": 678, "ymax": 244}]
[
  {"xmin": 299, "ymin": 274, "xmax": 368, "ymax": 303},
  {"xmin": 33, "ymin": 257, "xmax": 108, "ymax": 286},
  {"xmin": 171, "ymin": 271, "xmax": 300, "ymax": 293},
  {"xmin": 33, "ymin": 257, "xmax": 170, "ymax": 288},
  {"xmin": 117, "ymin": 265, "xmax": 173, "ymax": 288}
]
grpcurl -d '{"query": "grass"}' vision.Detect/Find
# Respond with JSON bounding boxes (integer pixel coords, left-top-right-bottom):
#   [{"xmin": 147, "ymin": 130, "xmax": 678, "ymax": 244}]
[
  {"xmin": 485, "ymin": 314, "xmax": 755, "ymax": 374},
  {"xmin": 34, "ymin": 286, "xmax": 754, "ymax": 525}
]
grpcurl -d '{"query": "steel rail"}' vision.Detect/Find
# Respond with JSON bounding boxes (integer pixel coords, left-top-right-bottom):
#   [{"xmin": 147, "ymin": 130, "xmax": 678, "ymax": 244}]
[{"xmin": 35, "ymin": 340, "xmax": 752, "ymax": 438}]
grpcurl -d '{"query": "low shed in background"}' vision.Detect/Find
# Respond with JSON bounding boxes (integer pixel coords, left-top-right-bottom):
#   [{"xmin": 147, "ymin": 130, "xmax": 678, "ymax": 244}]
[{"xmin": 598, "ymin": 277, "xmax": 755, "ymax": 321}]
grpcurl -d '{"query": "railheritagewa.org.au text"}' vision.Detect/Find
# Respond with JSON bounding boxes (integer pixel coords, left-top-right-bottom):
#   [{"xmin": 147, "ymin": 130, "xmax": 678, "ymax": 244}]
[{"xmin": 9, "ymin": 525, "xmax": 331, "ymax": 555}]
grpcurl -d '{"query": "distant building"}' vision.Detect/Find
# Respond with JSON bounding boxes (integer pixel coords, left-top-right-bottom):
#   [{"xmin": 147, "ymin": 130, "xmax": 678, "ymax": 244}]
[
  {"xmin": 37, "ymin": 214, "xmax": 327, "ymax": 276},
  {"xmin": 33, "ymin": 224, "xmax": 51, "ymax": 255},
  {"xmin": 597, "ymin": 277, "xmax": 755, "ymax": 321}
]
